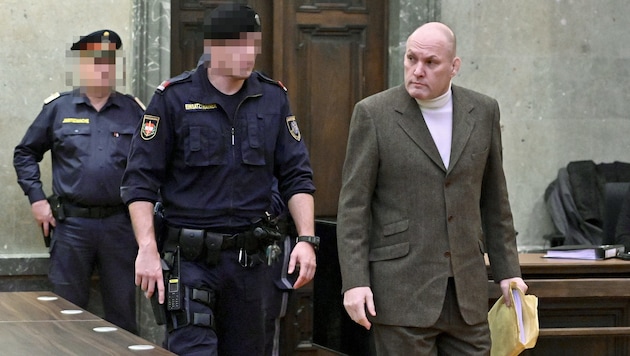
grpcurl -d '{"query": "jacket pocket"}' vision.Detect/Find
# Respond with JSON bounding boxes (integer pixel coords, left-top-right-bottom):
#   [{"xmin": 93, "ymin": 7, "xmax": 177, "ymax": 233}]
[
  {"xmin": 56, "ymin": 124, "xmax": 91, "ymax": 158},
  {"xmin": 383, "ymin": 219, "xmax": 409, "ymax": 236},
  {"xmin": 241, "ymin": 114, "xmax": 266, "ymax": 166},
  {"xmin": 369, "ymin": 242, "xmax": 410, "ymax": 261},
  {"xmin": 184, "ymin": 125, "xmax": 227, "ymax": 166},
  {"xmin": 471, "ymin": 146, "xmax": 489, "ymax": 161},
  {"xmin": 109, "ymin": 126, "xmax": 135, "ymax": 166}
]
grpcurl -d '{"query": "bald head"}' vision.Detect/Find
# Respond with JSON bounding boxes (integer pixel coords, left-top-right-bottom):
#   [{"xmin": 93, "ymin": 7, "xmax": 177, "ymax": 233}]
[
  {"xmin": 408, "ymin": 22, "xmax": 457, "ymax": 59},
  {"xmin": 403, "ymin": 22, "xmax": 460, "ymax": 100}
]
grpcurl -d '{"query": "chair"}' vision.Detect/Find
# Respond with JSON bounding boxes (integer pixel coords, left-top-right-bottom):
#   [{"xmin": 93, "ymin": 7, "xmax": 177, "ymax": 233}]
[
  {"xmin": 602, "ymin": 182, "xmax": 630, "ymax": 245},
  {"xmin": 544, "ymin": 161, "xmax": 630, "ymax": 246}
]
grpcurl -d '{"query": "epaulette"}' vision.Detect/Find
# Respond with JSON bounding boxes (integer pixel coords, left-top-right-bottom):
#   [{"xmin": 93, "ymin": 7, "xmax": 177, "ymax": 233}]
[
  {"xmin": 156, "ymin": 70, "xmax": 194, "ymax": 93},
  {"xmin": 43, "ymin": 92, "xmax": 61, "ymax": 105},
  {"xmin": 125, "ymin": 94, "xmax": 146, "ymax": 111},
  {"xmin": 256, "ymin": 72, "xmax": 288, "ymax": 92}
]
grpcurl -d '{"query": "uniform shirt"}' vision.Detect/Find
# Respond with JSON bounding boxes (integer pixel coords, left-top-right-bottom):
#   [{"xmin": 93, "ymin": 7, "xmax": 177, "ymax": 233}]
[
  {"xmin": 14, "ymin": 90, "xmax": 145, "ymax": 206},
  {"xmin": 120, "ymin": 65, "xmax": 315, "ymax": 229}
]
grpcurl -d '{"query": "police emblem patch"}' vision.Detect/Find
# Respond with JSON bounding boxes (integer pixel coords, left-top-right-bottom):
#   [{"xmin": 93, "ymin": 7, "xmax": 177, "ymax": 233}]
[
  {"xmin": 286, "ymin": 116, "xmax": 301, "ymax": 141},
  {"xmin": 141, "ymin": 115, "xmax": 160, "ymax": 140}
]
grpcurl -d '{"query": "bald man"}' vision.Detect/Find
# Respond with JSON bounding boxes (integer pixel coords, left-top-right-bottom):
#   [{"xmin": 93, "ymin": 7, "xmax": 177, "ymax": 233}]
[{"xmin": 337, "ymin": 22, "xmax": 527, "ymax": 355}]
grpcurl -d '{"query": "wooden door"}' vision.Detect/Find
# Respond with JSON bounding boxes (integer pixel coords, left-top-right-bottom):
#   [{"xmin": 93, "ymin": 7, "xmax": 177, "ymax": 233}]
[
  {"xmin": 171, "ymin": 0, "xmax": 273, "ymax": 74},
  {"xmin": 275, "ymin": 0, "xmax": 387, "ymax": 217},
  {"xmin": 171, "ymin": 0, "xmax": 388, "ymax": 218}
]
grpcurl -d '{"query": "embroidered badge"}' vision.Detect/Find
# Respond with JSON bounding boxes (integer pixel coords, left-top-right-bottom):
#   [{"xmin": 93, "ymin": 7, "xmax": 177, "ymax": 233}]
[
  {"xmin": 141, "ymin": 115, "xmax": 160, "ymax": 140},
  {"xmin": 286, "ymin": 116, "xmax": 301, "ymax": 141},
  {"xmin": 184, "ymin": 103, "xmax": 217, "ymax": 111},
  {"xmin": 62, "ymin": 118, "xmax": 89, "ymax": 124}
]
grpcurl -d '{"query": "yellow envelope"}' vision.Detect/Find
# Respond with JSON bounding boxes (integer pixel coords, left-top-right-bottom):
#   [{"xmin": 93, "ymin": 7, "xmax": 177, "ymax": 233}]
[{"xmin": 488, "ymin": 282, "xmax": 539, "ymax": 356}]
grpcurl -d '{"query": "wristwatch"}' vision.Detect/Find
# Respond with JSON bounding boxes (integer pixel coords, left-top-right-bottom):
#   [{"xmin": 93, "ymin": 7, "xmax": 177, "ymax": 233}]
[{"xmin": 296, "ymin": 235, "xmax": 320, "ymax": 251}]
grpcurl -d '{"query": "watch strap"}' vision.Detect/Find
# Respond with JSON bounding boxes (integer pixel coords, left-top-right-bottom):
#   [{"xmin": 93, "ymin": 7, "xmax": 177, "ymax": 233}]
[{"xmin": 296, "ymin": 235, "xmax": 320, "ymax": 250}]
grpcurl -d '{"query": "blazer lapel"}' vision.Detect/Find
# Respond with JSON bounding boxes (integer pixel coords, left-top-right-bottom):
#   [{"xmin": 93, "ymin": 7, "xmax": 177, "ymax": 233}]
[
  {"xmin": 448, "ymin": 86, "xmax": 475, "ymax": 173},
  {"xmin": 393, "ymin": 86, "xmax": 446, "ymax": 171}
]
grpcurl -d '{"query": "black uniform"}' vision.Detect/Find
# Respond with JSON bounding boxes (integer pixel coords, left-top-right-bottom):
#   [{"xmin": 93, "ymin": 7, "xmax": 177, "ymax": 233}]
[
  {"xmin": 13, "ymin": 89, "xmax": 144, "ymax": 333},
  {"xmin": 121, "ymin": 66, "xmax": 314, "ymax": 228},
  {"xmin": 120, "ymin": 64, "xmax": 315, "ymax": 354}
]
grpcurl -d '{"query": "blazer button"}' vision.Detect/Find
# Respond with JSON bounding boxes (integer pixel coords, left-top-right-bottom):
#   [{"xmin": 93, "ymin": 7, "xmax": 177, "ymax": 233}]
[
  {"xmin": 444, "ymin": 251, "xmax": 451, "ymax": 258},
  {"xmin": 447, "ymin": 215, "xmax": 454, "ymax": 222}
]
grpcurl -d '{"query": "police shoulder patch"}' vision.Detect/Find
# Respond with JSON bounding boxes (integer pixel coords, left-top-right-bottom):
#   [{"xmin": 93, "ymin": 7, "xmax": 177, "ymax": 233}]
[
  {"xmin": 125, "ymin": 94, "xmax": 146, "ymax": 111},
  {"xmin": 141, "ymin": 115, "xmax": 160, "ymax": 140},
  {"xmin": 44, "ymin": 92, "xmax": 61, "ymax": 105},
  {"xmin": 156, "ymin": 71, "xmax": 193, "ymax": 93},
  {"xmin": 286, "ymin": 116, "xmax": 301, "ymax": 141},
  {"xmin": 257, "ymin": 72, "xmax": 287, "ymax": 92}
]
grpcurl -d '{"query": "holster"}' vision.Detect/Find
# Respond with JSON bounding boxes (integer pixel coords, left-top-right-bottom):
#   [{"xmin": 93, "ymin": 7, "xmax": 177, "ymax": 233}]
[
  {"xmin": 47, "ymin": 195, "xmax": 65, "ymax": 222},
  {"xmin": 154, "ymin": 202, "xmax": 165, "ymax": 251}
]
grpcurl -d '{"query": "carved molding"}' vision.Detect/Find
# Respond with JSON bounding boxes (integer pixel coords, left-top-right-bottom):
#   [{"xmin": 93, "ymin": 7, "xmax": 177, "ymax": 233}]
[{"xmin": 296, "ymin": 0, "xmax": 367, "ymax": 13}]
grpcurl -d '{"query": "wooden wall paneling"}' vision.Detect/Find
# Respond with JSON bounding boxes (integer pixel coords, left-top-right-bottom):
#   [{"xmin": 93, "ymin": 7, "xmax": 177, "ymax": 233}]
[
  {"xmin": 277, "ymin": 0, "xmax": 387, "ymax": 217},
  {"xmin": 171, "ymin": 0, "xmax": 272, "ymax": 76}
]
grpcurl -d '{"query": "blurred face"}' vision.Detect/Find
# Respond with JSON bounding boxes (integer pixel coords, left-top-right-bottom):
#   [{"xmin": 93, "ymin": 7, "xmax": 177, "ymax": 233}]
[
  {"xmin": 404, "ymin": 23, "xmax": 460, "ymax": 100},
  {"xmin": 78, "ymin": 42, "xmax": 117, "ymax": 88},
  {"xmin": 206, "ymin": 32, "xmax": 262, "ymax": 79}
]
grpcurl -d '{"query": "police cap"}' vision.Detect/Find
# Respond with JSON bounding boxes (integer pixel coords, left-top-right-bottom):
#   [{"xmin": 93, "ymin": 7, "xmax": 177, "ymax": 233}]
[
  {"xmin": 71, "ymin": 29, "xmax": 122, "ymax": 51},
  {"xmin": 203, "ymin": 3, "xmax": 261, "ymax": 40}
]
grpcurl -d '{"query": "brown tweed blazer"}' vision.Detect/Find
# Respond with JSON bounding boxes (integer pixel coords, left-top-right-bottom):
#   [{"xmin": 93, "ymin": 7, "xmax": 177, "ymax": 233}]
[{"xmin": 337, "ymin": 84, "xmax": 522, "ymax": 327}]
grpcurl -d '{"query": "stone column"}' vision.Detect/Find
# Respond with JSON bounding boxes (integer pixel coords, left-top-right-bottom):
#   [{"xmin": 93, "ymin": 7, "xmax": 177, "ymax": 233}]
[
  {"xmin": 131, "ymin": 0, "xmax": 171, "ymax": 106},
  {"xmin": 388, "ymin": 0, "xmax": 440, "ymax": 88}
]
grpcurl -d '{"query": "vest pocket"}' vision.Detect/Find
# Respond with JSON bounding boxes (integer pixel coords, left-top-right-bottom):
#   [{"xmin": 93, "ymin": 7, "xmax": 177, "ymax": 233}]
[
  {"xmin": 241, "ymin": 114, "xmax": 266, "ymax": 166},
  {"xmin": 184, "ymin": 125, "xmax": 227, "ymax": 166}
]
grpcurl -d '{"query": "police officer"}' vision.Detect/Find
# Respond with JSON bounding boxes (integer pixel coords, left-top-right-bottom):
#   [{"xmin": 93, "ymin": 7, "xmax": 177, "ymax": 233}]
[
  {"xmin": 121, "ymin": 3, "xmax": 318, "ymax": 355},
  {"xmin": 13, "ymin": 30, "xmax": 143, "ymax": 333}
]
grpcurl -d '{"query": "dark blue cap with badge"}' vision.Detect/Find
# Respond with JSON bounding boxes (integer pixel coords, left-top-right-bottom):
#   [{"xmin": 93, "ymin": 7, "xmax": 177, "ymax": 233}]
[
  {"xmin": 71, "ymin": 29, "xmax": 122, "ymax": 51},
  {"xmin": 203, "ymin": 3, "xmax": 261, "ymax": 40}
]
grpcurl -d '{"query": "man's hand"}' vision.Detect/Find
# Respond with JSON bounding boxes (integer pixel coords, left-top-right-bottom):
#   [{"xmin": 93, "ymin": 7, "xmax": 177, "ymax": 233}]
[
  {"xmin": 135, "ymin": 243, "xmax": 165, "ymax": 303},
  {"xmin": 31, "ymin": 199, "xmax": 56, "ymax": 236},
  {"xmin": 288, "ymin": 241, "xmax": 316, "ymax": 289},
  {"xmin": 499, "ymin": 277, "xmax": 528, "ymax": 307},
  {"xmin": 343, "ymin": 286, "xmax": 376, "ymax": 330},
  {"xmin": 128, "ymin": 201, "xmax": 164, "ymax": 303}
]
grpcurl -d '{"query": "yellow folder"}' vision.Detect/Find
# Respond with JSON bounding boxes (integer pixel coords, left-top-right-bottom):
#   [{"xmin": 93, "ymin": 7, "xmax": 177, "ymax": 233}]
[{"xmin": 488, "ymin": 282, "xmax": 539, "ymax": 356}]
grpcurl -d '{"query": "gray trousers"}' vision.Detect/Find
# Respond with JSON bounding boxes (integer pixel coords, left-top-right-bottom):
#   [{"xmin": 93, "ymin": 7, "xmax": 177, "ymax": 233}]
[{"xmin": 372, "ymin": 278, "xmax": 491, "ymax": 356}]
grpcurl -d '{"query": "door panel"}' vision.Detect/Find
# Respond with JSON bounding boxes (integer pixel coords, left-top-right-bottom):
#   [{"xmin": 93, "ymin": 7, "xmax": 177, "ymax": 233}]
[
  {"xmin": 171, "ymin": 0, "xmax": 273, "ymax": 74},
  {"xmin": 277, "ymin": 0, "xmax": 387, "ymax": 217}
]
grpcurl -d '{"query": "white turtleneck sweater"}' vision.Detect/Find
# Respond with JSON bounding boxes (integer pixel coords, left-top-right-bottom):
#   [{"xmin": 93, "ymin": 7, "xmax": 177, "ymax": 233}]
[{"xmin": 415, "ymin": 86, "xmax": 453, "ymax": 169}]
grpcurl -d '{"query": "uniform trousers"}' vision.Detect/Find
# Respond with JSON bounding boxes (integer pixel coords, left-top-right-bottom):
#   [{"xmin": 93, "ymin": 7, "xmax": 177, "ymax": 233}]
[
  {"xmin": 166, "ymin": 249, "xmax": 266, "ymax": 356},
  {"xmin": 372, "ymin": 277, "xmax": 491, "ymax": 356},
  {"xmin": 49, "ymin": 213, "xmax": 138, "ymax": 333}
]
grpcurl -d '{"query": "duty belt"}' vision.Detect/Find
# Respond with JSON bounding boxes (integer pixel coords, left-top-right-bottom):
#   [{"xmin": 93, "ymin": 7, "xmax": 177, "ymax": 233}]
[
  {"xmin": 165, "ymin": 226, "xmax": 262, "ymax": 266},
  {"xmin": 63, "ymin": 203, "xmax": 127, "ymax": 219},
  {"xmin": 166, "ymin": 226, "xmax": 249, "ymax": 251}
]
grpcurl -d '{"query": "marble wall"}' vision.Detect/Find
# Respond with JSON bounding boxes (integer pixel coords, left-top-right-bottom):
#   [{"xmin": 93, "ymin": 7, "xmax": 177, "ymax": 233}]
[
  {"xmin": 130, "ymin": 0, "xmax": 171, "ymax": 106},
  {"xmin": 1, "ymin": 0, "xmax": 134, "ymax": 256},
  {"xmin": 0, "ymin": 0, "xmax": 165, "ymax": 342},
  {"xmin": 389, "ymin": 0, "xmax": 630, "ymax": 251}
]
